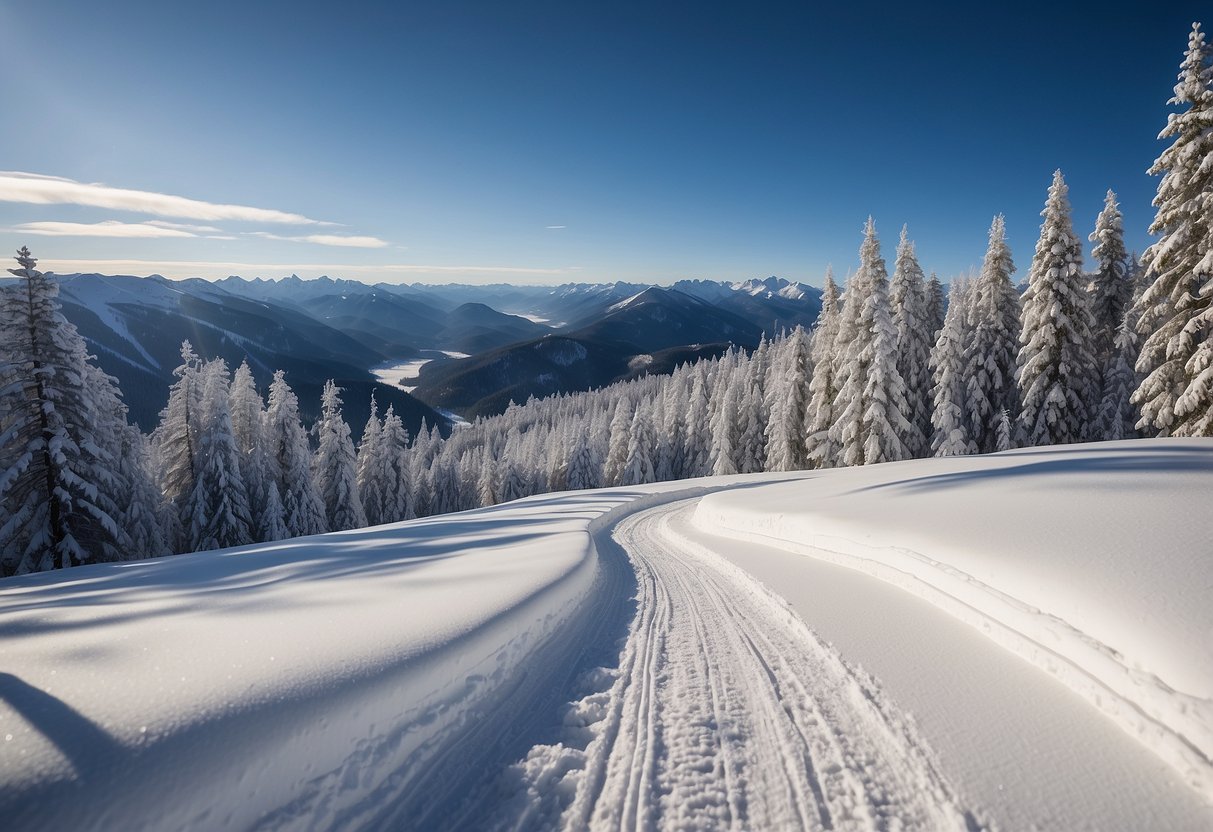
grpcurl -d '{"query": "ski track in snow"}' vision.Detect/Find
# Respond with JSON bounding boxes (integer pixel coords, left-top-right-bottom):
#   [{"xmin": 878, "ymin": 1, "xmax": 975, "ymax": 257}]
[{"xmin": 496, "ymin": 500, "xmax": 982, "ymax": 832}]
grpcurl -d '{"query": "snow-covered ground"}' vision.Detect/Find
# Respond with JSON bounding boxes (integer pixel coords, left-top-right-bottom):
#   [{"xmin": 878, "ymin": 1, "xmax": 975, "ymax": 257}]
[
  {"xmin": 2, "ymin": 440, "xmax": 1210, "ymax": 830},
  {"xmin": 371, "ymin": 350, "xmax": 469, "ymax": 392}
]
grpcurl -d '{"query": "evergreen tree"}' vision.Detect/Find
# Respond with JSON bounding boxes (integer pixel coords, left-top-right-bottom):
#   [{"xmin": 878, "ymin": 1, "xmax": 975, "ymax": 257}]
[
  {"xmin": 115, "ymin": 424, "xmax": 169, "ymax": 559},
  {"xmin": 924, "ymin": 272, "xmax": 947, "ymax": 338},
  {"xmin": 1134, "ymin": 23, "xmax": 1213, "ymax": 436},
  {"xmin": 356, "ymin": 396, "xmax": 388, "ymax": 526},
  {"xmin": 1096, "ymin": 314, "xmax": 1142, "ymax": 440},
  {"xmin": 183, "ymin": 360, "xmax": 253, "ymax": 552},
  {"xmin": 1088, "ymin": 190, "xmax": 1132, "ymax": 365},
  {"xmin": 313, "ymin": 381, "xmax": 366, "ymax": 532},
  {"xmin": 764, "ymin": 327, "xmax": 811, "ymax": 471},
  {"xmin": 0, "ymin": 248, "xmax": 126, "ymax": 573},
  {"xmin": 379, "ymin": 405, "xmax": 412, "ymax": 521},
  {"xmin": 266, "ymin": 370, "xmax": 327, "ymax": 537},
  {"xmin": 566, "ymin": 427, "xmax": 600, "ymax": 490},
  {"xmin": 228, "ymin": 359, "xmax": 282, "ymax": 542},
  {"xmin": 602, "ymin": 398, "xmax": 633, "ymax": 486},
  {"xmin": 964, "ymin": 215, "xmax": 1022, "ymax": 452},
  {"xmin": 1016, "ymin": 170, "xmax": 1098, "ymax": 446},
  {"xmin": 805, "ymin": 271, "xmax": 842, "ymax": 468},
  {"xmin": 155, "ymin": 341, "xmax": 203, "ymax": 545},
  {"xmin": 621, "ymin": 405, "xmax": 657, "ymax": 485},
  {"xmin": 709, "ymin": 379, "xmax": 740, "ymax": 476},
  {"xmin": 890, "ymin": 228, "xmax": 933, "ymax": 457},
  {"xmin": 829, "ymin": 219, "xmax": 912, "ymax": 465},
  {"xmin": 931, "ymin": 280, "xmax": 977, "ymax": 456}
]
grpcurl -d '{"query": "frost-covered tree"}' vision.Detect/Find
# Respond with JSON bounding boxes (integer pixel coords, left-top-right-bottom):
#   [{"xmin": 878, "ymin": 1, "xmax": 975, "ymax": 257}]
[
  {"xmin": 621, "ymin": 405, "xmax": 657, "ymax": 485},
  {"xmin": 378, "ymin": 405, "xmax": 412, "ymax": 521},
  {"xmin": 931, "ymin": 280, "xmax": 977, "ymax": 456},
  {"xmin": 1096, "ymin": 314, "xmax": 1142, "ymax": 440},
  {"xmin": 1088, "ymin": 190, "xmax": 1132, "ymax": 364},
  {"xmin": 710, "ymin": 378, "xmax": 740, "ymax": 476},
  {"xmin": 183, "ymin": 360, "xmax": 253, "ymax": 552},
  {"xmin": 0, "ymin": 248, "xmax": 126, "ymax": 573},
  {"xmin": 964, "ymin": 215, "xmax": 1022, "ymax": 452},
  {"xmin": 1016, "ymin": 170, "xmax": 1098, "ymax": 446},
  {"xmin": 924, "ymin": 272, "xmax": 947, "ymax": 339},
  {"xmin": 313, "ymin": 381, "xmax": 366, "ymax": 532},
  {"xmin": 266, "ymin": 371, "xmax": 327, "ymax": 537},
  {"xmin": 805, "ymin": 272, "xmax": 842, "ymax": 468},
  {"xmin": 228, "ymin": 360, "xmax": 283, "ymax": 542},
  {"xmin": 602, "ymin": 397, "xmax": 633, "ymax": 486},
  {"xmin": 683, "ymin": 368, "xmax": 713, "ymax": 477},
  {"xmin": 114, "ymin": 424, "xmax": 168, "ymax": 559},
  {"xmin": 566, "ymin": 427, "xmax": 599, "ymax": 490},
  {"xmin": 829, "ymin": 219, "xmax": 912, "ymax": 465},
  {"xmin": 1133, "ymin": 23, "xmax": 1213, "ymax": 436},
  {"xmin": 154, "ymin": 342, "xmax": 203, "ymax": 541},
  {"xmin": 890, "ymin": 227, "xmax": 933, "ymax": 457},
  {"xmin": 764, "ymin": 327, "xmax": 810, "ymax": 471}
]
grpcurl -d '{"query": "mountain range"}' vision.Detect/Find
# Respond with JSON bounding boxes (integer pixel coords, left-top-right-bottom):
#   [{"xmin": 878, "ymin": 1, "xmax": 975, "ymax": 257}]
[{"xmin": 42, "ymin": 272, "xmax": 823, "ymax": 433}]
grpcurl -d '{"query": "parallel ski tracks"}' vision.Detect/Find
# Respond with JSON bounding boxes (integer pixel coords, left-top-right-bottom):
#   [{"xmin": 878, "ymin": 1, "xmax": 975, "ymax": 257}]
[{"xmin": 500, "ymin": 498, "xmax": 982, "ymax": 831}]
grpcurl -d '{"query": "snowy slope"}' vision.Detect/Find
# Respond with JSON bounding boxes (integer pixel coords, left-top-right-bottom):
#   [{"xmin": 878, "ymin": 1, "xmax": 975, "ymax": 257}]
[
  {"xmin": 2, "ymin": 441, "xmax": 1210, "ymax": 830},
  {"xmin": 694, "ymin": 438, "xmax": 1213, "ymax": 801}
]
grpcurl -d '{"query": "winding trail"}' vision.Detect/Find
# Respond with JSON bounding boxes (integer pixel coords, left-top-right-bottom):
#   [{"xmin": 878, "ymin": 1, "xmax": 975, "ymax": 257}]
[{"xmin": 500, "ymin": 498, "xmax": 981, "ymax": 831}]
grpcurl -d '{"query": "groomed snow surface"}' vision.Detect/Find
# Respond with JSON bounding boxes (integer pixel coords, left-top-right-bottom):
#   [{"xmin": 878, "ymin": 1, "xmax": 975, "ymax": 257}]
[{"xmin": 1, "ymin": 439, "xmax": 1211, "ymax": 830}]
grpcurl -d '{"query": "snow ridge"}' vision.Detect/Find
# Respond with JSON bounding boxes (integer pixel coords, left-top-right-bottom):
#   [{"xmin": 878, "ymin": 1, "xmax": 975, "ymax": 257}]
[{"xmin": 694, "ymin": 484, "xmax": 1213, "ymax": 802}]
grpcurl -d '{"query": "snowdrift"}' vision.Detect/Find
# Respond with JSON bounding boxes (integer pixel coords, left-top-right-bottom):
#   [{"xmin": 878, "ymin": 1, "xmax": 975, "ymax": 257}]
[
  {"xmin": 693, "ymin": 438, "xmax": 1213, "ymax": 800},
  {"xmin": 0, "ymin": 486, "xmax": 699, "ymax": 830}
]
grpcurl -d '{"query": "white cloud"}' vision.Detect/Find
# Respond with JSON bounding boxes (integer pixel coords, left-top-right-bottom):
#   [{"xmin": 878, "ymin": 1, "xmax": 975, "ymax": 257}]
[
  {"xmin": 146, "ymin": 220, "xmax": 224, "ymax": 233},
  {"xmin": 545, "ymin": 225, "xmax": 567, "ymax": 230},
  {"xmin": 38, "ymin": 258, "xmax": 581, "ymax": 281},
  {"xmin": 10, "ymin": 220, "xmax": 198, "ymax": 238},
  {"xmin": 0, "ymin": 171, "xmax": 329, "ymax": 225},
  {"xmin": 247, "ymin": 231, "xmax": 391, "ymax": 249}
]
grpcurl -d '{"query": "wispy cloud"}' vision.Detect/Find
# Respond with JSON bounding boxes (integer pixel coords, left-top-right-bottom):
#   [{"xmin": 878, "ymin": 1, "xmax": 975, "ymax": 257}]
[
  {"xmin": 10, "ymin": 220, "xmax": 199, "ymax": 239},
  {"xmin": 145, "ymin": 220, "xmax": 224, "ymax": 234},
  {"xmin": 0, "ymin": 171, "xmax": 330, "ymax": 225},
  {"xmin": 545, "ymin": 225, "xmax": 567, "ymax": 230},
  {"xmin": 246, "ymin": 231, "xmax": 391, "ymax": 249},
  {"xmin": 38, "ymin": 258, "xmax": 580, "ymax": 279}
]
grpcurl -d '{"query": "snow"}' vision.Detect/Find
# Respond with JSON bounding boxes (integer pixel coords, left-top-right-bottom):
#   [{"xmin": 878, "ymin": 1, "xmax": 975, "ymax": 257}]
[
  {"xmin": 2, "ymin": 441, "xmax": 1210, "ymax": 828},
  {"xmin": 694, "ymin": 438, "xmax": 1213, "ymax": 802}
]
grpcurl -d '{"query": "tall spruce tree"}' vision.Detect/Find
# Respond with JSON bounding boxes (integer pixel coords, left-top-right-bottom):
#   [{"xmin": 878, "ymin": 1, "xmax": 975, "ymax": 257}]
[
  {"xmin": 1134, "ymin": 23, "xmax": 1213, "ymax": 436},
  {"xmin": 1016, "ymin": 171, "xmax": 1098, "ymax": 446},
  {"xmin": 829, "ymin": 219, "xmax": 912, "ymax": 465},
  {"xmin": 931, "ymin": 280, "xmax": 978, "ymax": 456},
  {"xmin": 890, "ymin": 228, "xmax": 933, "ymax": 457},
  {"xmin": 313, "ymin": 380, "xmax": 366, "ymax": 532},
  {"xmin": 266, "ymin": 371, "xmax": 327, "ymax": 537},
  {"xmin": 183, "ymin": 360, "xmax": 253, "ymax": 552},
  {"xmin": 805, "ymin": 271, "xmax": 841, "ymax": 468},
  {"xmin": 0, "ymin": 248, "xmax": 126, "ymax": 573},
  {"xmin": 964, "ymin": 215, "xmax": 1022, "ymax": 452},
  {"xmin": 1088, "ymin": 190, "xmax": 1132, "ymax": 365}
]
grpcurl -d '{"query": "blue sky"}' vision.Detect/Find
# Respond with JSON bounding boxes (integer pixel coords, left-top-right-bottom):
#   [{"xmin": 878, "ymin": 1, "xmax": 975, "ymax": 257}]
[{"xmin": 0, "ymin": 1, "xmax": 1205, "ymax": 286}]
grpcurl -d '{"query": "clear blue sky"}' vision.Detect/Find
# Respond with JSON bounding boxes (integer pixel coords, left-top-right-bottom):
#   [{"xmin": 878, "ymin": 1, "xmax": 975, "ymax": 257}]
[{"xmin": 0, "ymin": 1, "xmax": 1205, "ymax": 286}]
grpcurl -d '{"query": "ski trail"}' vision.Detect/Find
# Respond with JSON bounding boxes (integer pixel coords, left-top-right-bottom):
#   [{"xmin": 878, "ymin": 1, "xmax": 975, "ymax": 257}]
[{"xmin": 498, "ymin": 499, "xmax": 983, "ymax": 831}]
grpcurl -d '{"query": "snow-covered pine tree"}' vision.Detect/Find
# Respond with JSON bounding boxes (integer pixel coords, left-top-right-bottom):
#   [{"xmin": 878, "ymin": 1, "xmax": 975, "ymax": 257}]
[
  {"xmin": 1088, "ymin": 190, "xmax": 1132, "ymax": 365},
  {"xmin": 924, "ymin": 272, "xmax": 947, "ymax": 339},
  {"xmin": 183, "ymin": 360, "xmax": 253, "ymax": 552},
  {"xmin": 1096, "ymin": 314, "xmax": 1142, "ymax": 440},
  {"xmin": 1016, "ymin": 170, "xmax": 1099, "ymax": 446},
  {"xmin": 602, "ymin": 397, "xmax": 633, "ymax": 486},
  {"xmin": 355, "ymin": 395, "xmax": 386, "ymax": 525},
  {"xmin": 764, "ymin": 327, "xmax": 811, "ymax": 471},
  {"xmin": 964, "ymin": 215, "xmax": 1022, "ymax": 453},
  {"xmin": 313, "ymin": 381, "xmax": 366, "ymax": 532},
  {"xmin": 566, "ymin": 427, "xmax": 600, "ymax": 490},
  {"xmin": 828, "ymin": 219, "xmax": 912, "ymax": 465},
  {"xmin": 0, "ymin": 248, "xmax": 126, "ymax": 573},
  {"xmin": 709, "ymin": 377, "xmax": 740, "ymax": 476},
  {"xmin": 115, "ymin": 423, "xmax": 169, "ymax": 559},
  {"xmin": 805, "ymin": 271, "xmax": 842, "ymax": 468},
  {"xmin": 621, "ymin": 404, "xmax": 657, "ymax": 485},
  {"xmin": 379, "ymin": 405, "xmax": 412, "ymax": 521},
  {"xmin": 265, "ymin": 370, "xmax": 327, "ymax": 537},
  {"xmin": 228, "ymin": 359, "xmax": 283, "ymax": 542},
  {"xmin": 736, "ymin": 377, "xmax": 767, "ymax": 474},
  {"xmin": 154, "ymin": 341, "xmax": 203, "ymax": 546},
  {"xmin": 890, "ymin": 228, "xmax": 933, "ymax": 457},
  {"xmin": 1133, "ymin": 23, "xmax": 1213, "ymax": 436},
  {"xmin": 683, "ymin": 366, "xmax": 713, "ymax": 477},
  {"xmin": 931, "ymin": 280, "xmax": 978, "ymax": 456}
]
